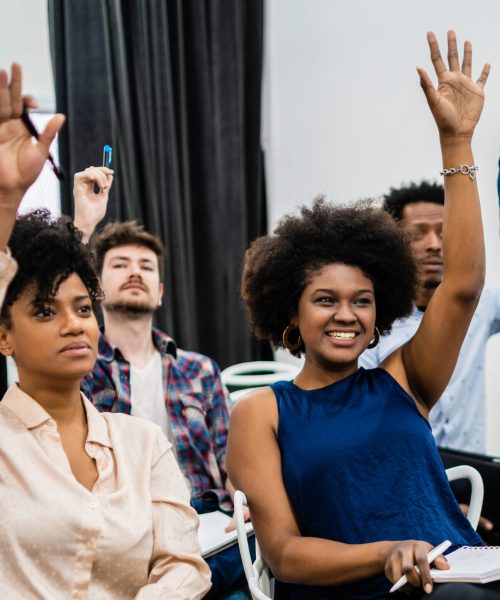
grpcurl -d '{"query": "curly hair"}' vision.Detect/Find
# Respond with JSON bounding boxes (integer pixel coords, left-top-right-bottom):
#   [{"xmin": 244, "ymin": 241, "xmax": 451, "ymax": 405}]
[
  {"xmin": 383, "ymin": 180, "xmax": 444, "ymax": 221},
  {"xmin": 0, "ymin": 209, "xmax": 103, "ymax": 327},
  {"xmin": 241, "ymin": 198, "xmax": 418, "ymax": 355},
  {"xmin": 91, "ymin": 221, "xmax": 165, "ymax": 278}
]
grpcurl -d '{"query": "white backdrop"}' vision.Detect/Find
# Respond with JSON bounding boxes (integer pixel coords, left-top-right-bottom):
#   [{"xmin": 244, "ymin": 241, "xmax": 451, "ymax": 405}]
[{"xmin": 263, "ymin": 0, "xmax": 500, "ymax": 454}]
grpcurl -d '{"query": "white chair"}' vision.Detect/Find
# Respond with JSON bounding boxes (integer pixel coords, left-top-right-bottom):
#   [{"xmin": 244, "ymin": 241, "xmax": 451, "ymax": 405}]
[
  {"xmin": 233, "ymin": 466, "xmax": 484, "ymax": 600},
  {"xmin": 234, "ymin": 490, "xmax": 272, "ymax": 600},
  {"xmin": 222, "ymin": 361, "xmax": 301, "ymax": 405},
  {"xmin": 221, "ymin": 361, "xmax": 300, "ymax": 390},
  {"xmin": 446, "ymin": 464, "xmax": 484, "ymax": 529}
]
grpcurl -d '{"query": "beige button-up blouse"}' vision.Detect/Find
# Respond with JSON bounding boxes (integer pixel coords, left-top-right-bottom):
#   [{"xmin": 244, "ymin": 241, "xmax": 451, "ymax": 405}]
[{"xmin": 0, "ymin": 251, "xmax": 211, "ymax": 599}]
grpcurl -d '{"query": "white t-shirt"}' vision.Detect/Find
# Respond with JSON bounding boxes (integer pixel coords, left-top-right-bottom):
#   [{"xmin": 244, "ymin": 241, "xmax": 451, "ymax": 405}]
[{"xmin": 130, "ymin": 351, "xmax": 169, "ymax": 437}]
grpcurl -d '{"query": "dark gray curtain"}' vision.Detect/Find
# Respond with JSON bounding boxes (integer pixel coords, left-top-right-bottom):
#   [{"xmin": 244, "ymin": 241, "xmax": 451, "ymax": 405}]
[{"xmin": 48, "ymin": 0, "xmax": 271, "ymax": 368}]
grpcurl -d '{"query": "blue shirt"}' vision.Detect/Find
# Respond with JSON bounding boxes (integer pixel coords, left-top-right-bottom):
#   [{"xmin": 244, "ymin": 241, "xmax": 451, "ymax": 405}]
[
  {"xmin": 272, "ymin": 368, "xmax": 482, "ymax": 600},
  {"xmin": 359, "ymin": 286, "xmax": 500, "ymax": 453}
]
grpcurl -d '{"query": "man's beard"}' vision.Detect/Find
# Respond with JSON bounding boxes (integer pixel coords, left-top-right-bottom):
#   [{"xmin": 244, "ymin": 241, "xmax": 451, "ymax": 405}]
[
  {"xmin": 104, "ymin": 300, "xmax": 156, "ymax": 319},
  {"xmin": 423, "ymin": 279, "xmax": 441, "ymax": 290}
]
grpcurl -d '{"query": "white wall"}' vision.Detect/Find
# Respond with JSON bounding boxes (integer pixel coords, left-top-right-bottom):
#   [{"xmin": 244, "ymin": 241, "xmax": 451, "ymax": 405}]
[
  {"xmin": 263, "ymin": 0, "xmax": 500, "ymax": 455},
  {"xmin": 0, "ymin": 0, "xmax": 55, "ymax": 111}
]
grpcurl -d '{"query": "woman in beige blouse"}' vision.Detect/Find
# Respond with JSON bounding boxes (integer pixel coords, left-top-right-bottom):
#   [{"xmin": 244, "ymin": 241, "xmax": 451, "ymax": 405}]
[{"xmin": 0, "ymin": 64, "xmax": 211, "ymax": 599}]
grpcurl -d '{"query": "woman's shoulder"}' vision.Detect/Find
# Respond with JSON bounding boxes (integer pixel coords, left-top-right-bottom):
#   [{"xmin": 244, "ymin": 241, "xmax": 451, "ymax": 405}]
[{"xmin": 231, "ymin": 385, "xmax": 278, "ymax": 424}]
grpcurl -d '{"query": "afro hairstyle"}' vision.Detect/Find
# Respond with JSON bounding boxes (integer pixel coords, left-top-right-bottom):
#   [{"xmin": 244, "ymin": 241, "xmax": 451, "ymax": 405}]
[
  {"xmin": 0, "ymin": 209, "xmax": 102, "ymax": 327},
  {"xmin": 241, "ymin": 197, "xmax": 418, "ymax": 356}
]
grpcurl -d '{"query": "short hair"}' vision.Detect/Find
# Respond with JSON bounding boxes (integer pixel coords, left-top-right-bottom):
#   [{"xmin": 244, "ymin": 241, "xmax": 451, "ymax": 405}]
[
  {"xmin": 92, "ymin": 221, "xmax": 165, "ymax": 278},
  {"xmin": 1, "ymin": 209, "xmax": 102, "ymax": 328},
  {"xmin": 241, "ymin": 197, "xmax": 417, "ymax": 355},
  {"xmin": 383, "ymin": 180, "xmax": 444, "ymax": 222}
]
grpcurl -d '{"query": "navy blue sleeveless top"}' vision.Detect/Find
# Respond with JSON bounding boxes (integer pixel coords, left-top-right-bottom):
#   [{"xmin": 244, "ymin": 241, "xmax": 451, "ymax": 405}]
[{"xmin": 272, "ymin": 368, "xmax": 482, "ymax": 600}]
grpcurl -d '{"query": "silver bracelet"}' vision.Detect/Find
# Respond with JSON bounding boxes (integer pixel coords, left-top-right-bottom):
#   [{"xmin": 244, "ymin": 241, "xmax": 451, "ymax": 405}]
[{"xmin": 440, "ymin": 164, "xmax": 478, "ymax": 180}]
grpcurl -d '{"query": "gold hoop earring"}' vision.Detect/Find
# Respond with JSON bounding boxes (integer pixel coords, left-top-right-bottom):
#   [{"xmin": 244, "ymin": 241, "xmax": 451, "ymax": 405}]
[
  {"xmin": 282, "ymin": 325, "xmax": 303, "ymax": 353},
  {"xmin": 367, "ymin": 327, "xmax": 380, "ymax": 349}
]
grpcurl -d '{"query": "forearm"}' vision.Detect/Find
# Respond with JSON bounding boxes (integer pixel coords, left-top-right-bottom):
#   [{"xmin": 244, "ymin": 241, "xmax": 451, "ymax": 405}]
[
  {"xmin": 0, "ymin": 192, "xmax": 23, "ymax": 251},
  {"xmin": 269, "ymin": 535, "xmax": 396, "ymax": 586},
  {"xmin": 440, "ymin": 136, "xmax": 485, "ymax": 298}
]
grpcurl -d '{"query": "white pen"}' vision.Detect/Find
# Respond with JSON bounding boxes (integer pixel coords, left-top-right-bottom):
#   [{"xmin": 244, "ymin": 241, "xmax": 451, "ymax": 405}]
[{"xmin": 389, "ymin": 539, "xmax": 452, "ymax": 594}]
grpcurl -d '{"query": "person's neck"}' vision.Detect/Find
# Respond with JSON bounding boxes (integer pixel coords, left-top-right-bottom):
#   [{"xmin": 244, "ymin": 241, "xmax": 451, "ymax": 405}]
[
  {"xmin": 103, "ymin": 310, "xmax": 157, "ymax": 368},
  {"xmin": 293, "ymin": 357, "xmax": 358, "ymax": 390},
  {"xmin": 16, "ymin": 373, "xmax": 85, "ymax": 428},
  {"xmin": 415, "ymin": 286, "xmax": 432, "ymax": 311}
]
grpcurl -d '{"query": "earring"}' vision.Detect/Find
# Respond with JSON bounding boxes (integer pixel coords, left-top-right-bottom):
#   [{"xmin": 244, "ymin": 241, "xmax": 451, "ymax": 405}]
[
  {"xmin": 367, "ymin": 327, "xmax": 380, "ymax": 349},
  {"xmin": 282, "ymin": 325, "xmax": 303, "ymax": 353}
]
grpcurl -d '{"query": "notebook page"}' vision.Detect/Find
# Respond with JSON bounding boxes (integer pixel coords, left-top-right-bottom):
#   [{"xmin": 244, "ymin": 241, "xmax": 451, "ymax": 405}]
[{"xmin": 431, "ymin": 547, "xmax": 500, "ymax": 581}]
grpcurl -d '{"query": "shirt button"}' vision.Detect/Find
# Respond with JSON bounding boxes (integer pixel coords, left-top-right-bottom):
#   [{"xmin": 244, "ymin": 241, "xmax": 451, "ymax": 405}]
[{"xmin": 89, "ymin": 501, "xmax": 98, "ymax": 508}]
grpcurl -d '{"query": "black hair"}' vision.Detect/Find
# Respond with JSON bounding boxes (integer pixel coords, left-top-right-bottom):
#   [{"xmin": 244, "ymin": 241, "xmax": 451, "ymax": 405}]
[
  {"xmin": 0, "ymin": 209, "xmax": 102, "ymax": 327},
  {"xmin": 383, "ymin": 180, "xmax": 444, "ymax": 222},
  {"xmin": 241, "ymin": 197, "xmax": 417, "ymax": 356}
]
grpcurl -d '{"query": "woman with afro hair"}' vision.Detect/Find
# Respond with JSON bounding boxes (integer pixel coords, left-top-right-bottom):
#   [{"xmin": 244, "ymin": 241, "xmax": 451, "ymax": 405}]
[
  {"xmin": 227, "ymin": 32, "xmax": 500, "ymax": 600},
  {"xmin": 0, "ymin": 65, "xmax": 210, "ymax": 598}
]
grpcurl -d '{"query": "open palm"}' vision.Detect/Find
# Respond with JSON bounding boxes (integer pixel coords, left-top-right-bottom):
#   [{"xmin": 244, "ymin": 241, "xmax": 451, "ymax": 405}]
[{"xmin": 419, "ymin": 32, "xmax": 489, "ymax": 138}]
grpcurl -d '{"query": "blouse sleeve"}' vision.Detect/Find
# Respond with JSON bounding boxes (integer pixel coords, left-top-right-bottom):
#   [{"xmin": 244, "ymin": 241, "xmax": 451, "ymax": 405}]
[
  {"xmin": 134, "ymin": 432, "xmax": 212, "ymax": 600},
  {"xmin": 0, "ymin": 249, "xmax": 17, "ymax": 311}
]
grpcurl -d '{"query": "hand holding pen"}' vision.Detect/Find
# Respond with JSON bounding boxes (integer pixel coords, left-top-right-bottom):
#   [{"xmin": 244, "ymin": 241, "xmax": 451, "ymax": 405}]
[
  {"xmin": 0, "ymin": 63, "xmax": 65, "ymax": 196},
  {"xmin": 389, "ymin": 540, "xmax": 451, "ymax": 594}
]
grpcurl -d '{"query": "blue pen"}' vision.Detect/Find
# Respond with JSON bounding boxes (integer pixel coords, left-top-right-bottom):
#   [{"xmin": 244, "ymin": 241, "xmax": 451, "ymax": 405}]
[{"xmin": 102, "ymin": 144, "xmax": 113, "ymax": 168}]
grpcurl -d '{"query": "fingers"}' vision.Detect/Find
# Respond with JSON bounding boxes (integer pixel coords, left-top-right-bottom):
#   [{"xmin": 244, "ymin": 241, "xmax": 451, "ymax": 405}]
[
  {"xmin": 427, "ymin": 31, "xmax": 447, "ymax": 77},
  {"xmin": 9, "ymin": 63, "xmax": 23, "ymax": 117},
  {"xmin": 224, "ymin": 517, "xmax": 236, "ymax": 533},
  {"xmin": 38, "ymin": 114, "xmax": 66, "ymax": 154},
  {"xmin": 479, "ymin": 515, "xmax": 494, "ymax": 531},
  {"xmin": 0, "ymin": 69, "xmax": 10, "ymax": 122},
  {"xmin": 415, "ymin": 548, "xmax": 433, "ymax": 594},
  {"xmin": 75, "ymin": 166, "xmax": 114, "ymax": 192},
  {"xmin": 476, "ymin": 63, "xmax": 491, "ymax": 88},
  {"xmin": 22, "ymin": 95, "xmax": 38, "ymax": 110},
  {"xmin": 461, "ymin": 40, "xmax": 472, "ymax": 77},
  {"xmin": 433, "ymin": 555, "xmax": 450, "ymax": 571},
  {"xmin": 447, "ymin": 30, "xmax": 459, "ymax": 71}
]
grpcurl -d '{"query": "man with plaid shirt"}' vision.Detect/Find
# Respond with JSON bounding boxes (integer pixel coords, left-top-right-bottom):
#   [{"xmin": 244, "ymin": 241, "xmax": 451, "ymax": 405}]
[{"xmin": 75, "ymin": 167, "xmax": 251, "ymax": 600}]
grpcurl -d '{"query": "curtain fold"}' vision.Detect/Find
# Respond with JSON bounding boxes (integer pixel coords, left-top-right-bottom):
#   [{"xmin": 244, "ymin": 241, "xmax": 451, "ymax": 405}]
[{"xmin": 48, "ymin": 0, "xmax": 271, "ymax": 367}]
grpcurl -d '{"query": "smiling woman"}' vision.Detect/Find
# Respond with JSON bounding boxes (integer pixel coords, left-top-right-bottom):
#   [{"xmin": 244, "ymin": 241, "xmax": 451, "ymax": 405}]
[
  {"xmin": 0, "ymin": 64, "xmax": 210, "ymax": 599},
  {"xmin": 226, "ymin": 32, "xmax": 500, "ymax": 600}
]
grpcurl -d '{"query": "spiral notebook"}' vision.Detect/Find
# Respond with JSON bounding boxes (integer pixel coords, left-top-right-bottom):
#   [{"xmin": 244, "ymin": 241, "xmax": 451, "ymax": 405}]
[
  {"xmin": 198, "ymin": 511, "xmax": 253, "ymax": 558},
  {"xmin": 430, "ymin": 546, "xmax": 500, "ymax": 584}
]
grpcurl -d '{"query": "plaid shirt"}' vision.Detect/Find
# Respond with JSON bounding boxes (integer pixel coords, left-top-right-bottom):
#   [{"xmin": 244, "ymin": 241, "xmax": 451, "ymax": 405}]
[{"xmin": 81, "ymin": 329, "xmax": 232, "ymax": 511}]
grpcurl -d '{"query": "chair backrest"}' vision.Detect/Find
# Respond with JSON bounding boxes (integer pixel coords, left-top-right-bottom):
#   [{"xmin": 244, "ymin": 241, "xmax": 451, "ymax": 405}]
[
  {"xmin": 221, "ymin": 361, "xmax": 300, "ymax": 391},
  {"xmin": 233, "ymin": 466, "xmax": 483, "ymax": 599},
  {"xmin": 440, "ymin": 447, "xmax": 500, "ymax": 545},
  {"xmin": 445, "ymin": 464, "xmax": 484, "ymax": 530}
]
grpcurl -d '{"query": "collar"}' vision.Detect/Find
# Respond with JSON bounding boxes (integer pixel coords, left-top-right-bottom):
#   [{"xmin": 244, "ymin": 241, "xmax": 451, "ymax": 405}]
[
  {"xmin": 2, "ymin": 384, "xmax": 112, "ymax": 448},
  {"xmin": 98, "ymin": 327, "xmax": 177, "ymax": 362}
]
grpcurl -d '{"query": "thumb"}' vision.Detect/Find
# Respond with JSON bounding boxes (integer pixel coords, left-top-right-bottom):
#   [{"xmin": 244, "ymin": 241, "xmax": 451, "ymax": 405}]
[
  {"xmin": 38, "ymin": 114, "xmax": 65, "ymax": 154},
  {"xmin": 417, "ymin": 66, "xmax": 438, "ymax": 108}
]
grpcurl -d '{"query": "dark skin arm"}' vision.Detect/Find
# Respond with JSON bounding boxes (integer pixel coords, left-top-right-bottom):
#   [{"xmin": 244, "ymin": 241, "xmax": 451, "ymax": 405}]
[
  {"xmin": 383, "ymin": 32, "xmax": 489, "ymax": 415},
  {"xmin": 0, "ymin": 63, "xmax": 64, "ymax": 250},
  {"xmin": 228, "ymin": 31, "xmax": 488, "ymax": 594}
]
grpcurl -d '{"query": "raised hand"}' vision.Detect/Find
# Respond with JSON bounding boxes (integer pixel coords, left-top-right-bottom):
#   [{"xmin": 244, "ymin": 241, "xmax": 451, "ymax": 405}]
[
  {"xmin": 418, "ymin": 31, "xmax": 490, "ymax": 139},
  {"xmin": 0, "ymin": 63, "xmax": 65, "ymax": 197},
  {"xmin": 73, "ymin": 166, "xmax": 114, "ymax": 241}
]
